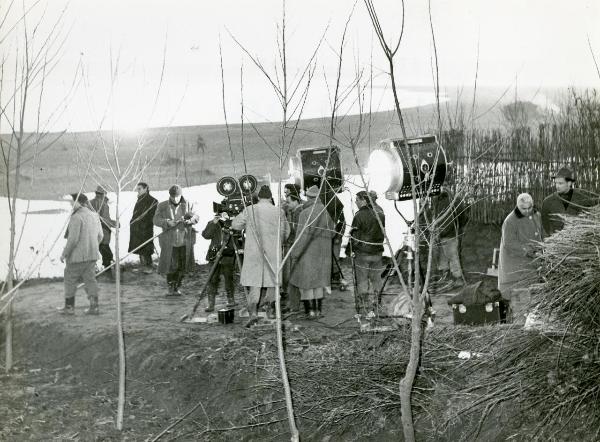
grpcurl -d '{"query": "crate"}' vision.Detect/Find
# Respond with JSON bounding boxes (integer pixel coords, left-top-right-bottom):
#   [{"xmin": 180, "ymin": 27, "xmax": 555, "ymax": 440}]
[{"xmin": 451, "ymin": 301, "xmax": 508, "ymax": 326}]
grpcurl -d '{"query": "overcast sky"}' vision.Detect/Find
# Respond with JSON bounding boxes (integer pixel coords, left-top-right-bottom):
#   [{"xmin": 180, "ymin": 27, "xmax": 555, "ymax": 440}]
[{"xmin": 3, "ymin": 0, "xmax": 599, "ymax": 132}]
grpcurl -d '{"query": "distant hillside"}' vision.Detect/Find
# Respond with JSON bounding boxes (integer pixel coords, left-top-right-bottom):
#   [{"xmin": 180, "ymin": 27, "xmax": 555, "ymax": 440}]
[{"xmin": 1, "ymin": 87, "xmax": 561, "ymax": 200}]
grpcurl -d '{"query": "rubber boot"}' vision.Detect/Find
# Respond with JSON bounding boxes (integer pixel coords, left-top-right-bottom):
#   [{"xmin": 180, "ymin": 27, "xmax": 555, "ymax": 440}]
[
  {"xmin": 85, "ymin": 296, "xmax": 100, "ymax": 315},
  {"xmin": 205, "ymin": 293, "xmax": 216, "ymax": 312},
  {"xmin": 58, "ymin": 297, "xmax": 75, "ymax": 315},
  {"xmin": 316, "ymin": 298, "xmax": 323, "ymax": 317}
]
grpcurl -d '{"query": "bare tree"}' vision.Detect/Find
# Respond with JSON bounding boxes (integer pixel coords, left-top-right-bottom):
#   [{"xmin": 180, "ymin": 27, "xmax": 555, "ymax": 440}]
[{"xmin": 0, "ymin": 0, "xmax": 75, "ymax": 373}]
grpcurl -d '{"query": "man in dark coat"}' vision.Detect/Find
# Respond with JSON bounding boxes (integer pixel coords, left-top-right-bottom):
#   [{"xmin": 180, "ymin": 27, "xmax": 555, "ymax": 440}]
[
  {"xmin": 541, "ymin": 167, "xmax": 598, "ymax": 236},
  {"xmin": 153, "ymin": 185, "xmax": 199, "ymax": 296},
  {"xmin": 128, "ymin": 182, "xmax": 158, "ymax": 273},
  {"xmin": 89, "ymin": 185, "xmax": 117, "ymax": 272},
  {"xmin": 321, "ymin": 186, "xmax": 346, "ymax": 289},
  {"xmin": 283, "ymin": 193, "xmax": 303, "ymax": 312},
  {"xmin": 202, "ymin": 206, "xmax": 237, "ymax": 312},
  {"xmin": 350, "ymin": 190, "xmax": 386, "ymax": 314}
]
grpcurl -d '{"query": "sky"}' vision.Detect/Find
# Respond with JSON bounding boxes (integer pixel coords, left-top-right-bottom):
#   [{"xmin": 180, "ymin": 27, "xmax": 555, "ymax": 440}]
[{"xmin": 2, "ymin": 0, "xmax": 599, "ymax": 132}]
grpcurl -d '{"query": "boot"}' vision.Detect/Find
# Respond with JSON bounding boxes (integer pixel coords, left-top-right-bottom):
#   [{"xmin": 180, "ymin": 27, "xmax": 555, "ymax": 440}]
[
  {"xmin": 303, "ymin": 300, "xmax": 311, "ymax": 318},
  {"xmin": 316, "ymin": 298, "xmax": 323, "ymax": 317},
  {"xmin": 226, "ymin": 293, "xmax": 237, "ymax": 308},
  {"xmin": 58, "ymin": 297, "xmax": 75, "ymax": 315},
  {"xmin": 205, "ymin": 293, "xmax": 216, "ymax": 312},
  {"xmin": 85, "ymin": 296, "xmax": 100, "ymax": 315},
  {"xmin": 244, "ymin": 304, "xmax": 260, "ymax": 328},
  {"xmin": 166, "ymin": 282, "xmax": 180, "ymax": 297},
  {"xmin": 308, "ymin": 300, "xmax": 317, "ymax": 319}
]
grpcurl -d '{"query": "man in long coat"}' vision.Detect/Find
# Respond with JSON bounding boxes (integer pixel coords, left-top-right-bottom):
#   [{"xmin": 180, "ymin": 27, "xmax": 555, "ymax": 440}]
[
  {"xmin": 89, "ymin": 185, "xmax": 117, "ymax": 272},
  {"xmin": 153, "ymin": 185, "xmax": 199, "ymax": 296},
  {"xmin": 128, "ymin": 182, "xmax": 158, "ymax": 273},
  {"xmin": 498, "ymin": 193, "xmax": 544, "ymax": 304},
  {"xmin": 541, "ymin": 167, "xmax": 598, "ymax": 236},
  {"xmin": 232, "ymin": 185, "xmax": 289, "ymax": 325},
  {"xmin": 291, "ymin": 185, "xmax": 335, "ymax": 318}
]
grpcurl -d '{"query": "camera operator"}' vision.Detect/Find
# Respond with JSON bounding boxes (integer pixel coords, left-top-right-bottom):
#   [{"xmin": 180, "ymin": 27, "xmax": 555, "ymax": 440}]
[{"xmin": 202, "ymin": 203, "xmax": 238, "ymax": 312}]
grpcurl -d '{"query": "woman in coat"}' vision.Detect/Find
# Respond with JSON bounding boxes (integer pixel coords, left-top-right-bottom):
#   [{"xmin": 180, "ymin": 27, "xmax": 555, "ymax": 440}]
[
  {"xmin": 128, "ymin": 182, "xmax": 158, "ymax": 272},
  {"xmin": 153, "ymin": 185, "xmax": 199, "ymax": 296},
  {"xmin": 498, "ymin": 193, "xmax": 544, "ymax": 300},
  {"xmin": 291, "ymin": 185, "xmax": 335, "ymax": 318},
  {"xmin": 231, "ymin": 185, "xmax": 289, "ymax": 325}
]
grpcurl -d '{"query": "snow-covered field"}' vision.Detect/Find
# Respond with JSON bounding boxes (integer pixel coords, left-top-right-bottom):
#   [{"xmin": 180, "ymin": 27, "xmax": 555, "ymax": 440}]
[{"xmin": 0, "ymin": 176, "xmax": 412, "ymax": 280}]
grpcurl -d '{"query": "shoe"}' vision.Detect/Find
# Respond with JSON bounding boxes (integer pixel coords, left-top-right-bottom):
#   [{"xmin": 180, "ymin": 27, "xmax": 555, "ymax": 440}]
[
  {"xmin": 57, "ymin": 306, "xmax": 75, "ymax": 315},
  {"xmin": 142, "ymin": 267, "xmax": 153, "ymax": 275},
  {"xmin": 308, "ymin": 310, "xmax": 317, "ymax": 319},
  {"xmin": 84, "ymin": 306, "xmax": 100, "ymax": 315},
  {"xmin": 205, "ymin": 306, "xmax": 215, "ymax": 313},
  {"xmin": 244, "ymin": 316, "xmax": 260, "ymax": 328}
]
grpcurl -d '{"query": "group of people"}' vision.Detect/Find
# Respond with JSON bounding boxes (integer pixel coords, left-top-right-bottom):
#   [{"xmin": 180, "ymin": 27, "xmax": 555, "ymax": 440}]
[
  {"xmin": 58, "ymin": 166, "xmax": 597, "ymax": 324},
  {"xmin": 497, "ymin": 167, "xmax": 598, "ymax": 303}
]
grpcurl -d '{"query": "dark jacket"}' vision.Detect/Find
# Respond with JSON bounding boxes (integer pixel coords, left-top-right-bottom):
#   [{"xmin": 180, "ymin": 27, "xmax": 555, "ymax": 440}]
[
  {"xmin": 285, "ymin": 204, "xmax": 304, "ymax": 248},
  {"xmin": 90, "ymin": 195, "xmax": 117, "ymax": 245},
  {"xmin": 541, "ymin": 188, "xmax": 597, "ymax": 235},
  {"xmin": 319, "ymin": 188, "xmax": 345, "ymax": 236},
  {"xmin": 428, "ymin": 189, "xmax": 470, "ymax": 239},
  {"xmin": 128, "ymin": 193, "xmax": 158, "ymax": 255},
  {"xmin": 201, "ymin": 220, "xmax": 235, "ymax": 261},
  {"xmin": 350, "ymin": 204, "xmax": 386, "ymax": 255}
]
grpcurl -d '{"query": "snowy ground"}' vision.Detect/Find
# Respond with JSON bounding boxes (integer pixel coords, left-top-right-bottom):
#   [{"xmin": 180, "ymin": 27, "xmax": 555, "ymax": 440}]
[{"xmin": 0, "ymin": 176, "xmax": 413, "ymax": 280}]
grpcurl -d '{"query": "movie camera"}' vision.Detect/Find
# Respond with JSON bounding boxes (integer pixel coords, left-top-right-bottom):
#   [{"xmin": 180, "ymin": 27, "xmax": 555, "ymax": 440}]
[{"xmin": 213, "ymin": 174, "xmax": 258, "ymax": 220}]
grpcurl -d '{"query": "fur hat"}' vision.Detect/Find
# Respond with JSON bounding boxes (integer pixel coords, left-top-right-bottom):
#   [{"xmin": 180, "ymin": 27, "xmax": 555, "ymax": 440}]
[
  {"xmin": 169, "ymin": 184, "xmax": 183, "ymax": 196},
  {"xmin": 71, "ymin": 192, "xmax": 89, "ymax": 204},
  {"xmin": 95, "ymin": 185, "xmax": 107, "ymax": 194},
  {"xmin": 305, "ymin": 185, "xmax": 319, "ymax": 198},
  {"xmin": 552, "ymin": 167, "xmax": 575, "ymax": 182},
  {"xmin": 257, "ymin": 185, "xmax": 272, "ymax": 199}
]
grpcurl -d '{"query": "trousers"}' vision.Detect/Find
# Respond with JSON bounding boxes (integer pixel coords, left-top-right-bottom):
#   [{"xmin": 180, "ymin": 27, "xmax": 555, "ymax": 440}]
[
  {"xmin": 207, "ymin": 255, "xmax": 235, "ymax": 296},
  {"xmin": 64, "ymin": 260, "xmax": 98, "ymax": 300},
  {"xmin": 167, "ymin": 246, "xmax": 187, "ymax": 287},
  {"xmin": 99, "ymin": 243, "xmax": 113, "ymax": 268},
  {"xmin": 434, "ymin": 237, "xmax": 463, "ymax": 278},
  {"xmin": 354, "ymin": 253, "xmax": 383, "ymax": 295}
]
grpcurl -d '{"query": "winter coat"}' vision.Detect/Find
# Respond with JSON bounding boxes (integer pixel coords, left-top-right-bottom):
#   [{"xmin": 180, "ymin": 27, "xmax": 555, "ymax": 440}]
[
  {"xmin": 201, "ymin": 220, "xmax": 236, "ymax": 261},
  {"xmin": 153, "ymin": 198, "xmax": 199, "ymax": 274},
  {"xmin": 62, "ymin": 205, "xmax": 103, "ymax": 264},
  {"xmin": 541, "ymin": 188, "xmax": 597, "ymax": 236},
  {"xmin": 498, "ymin": 208, "xmax": 544, "ymax": 296},
  {"xmin": 350, "ymin": 205, "xmax": 386, "ymax": 255},
  {"xmin": 231, "ymin": 200, "xmax": 289, "ymax": 288},
  {"xmin": 285, "ymin": 204, "xmax": 304, "ymax": 248},
  {"xmin": 128, "ymin": 193, "xmax": 158, "ymax": 255},
  {"xmin": 90, "ymin": 195, "xmax": 117, "ymax": 245},
  {"xmin": 430, "ymin": 189, "xmax": 470, "ymax": 239},
  {"xmin": 290, "ymin": 198, "xmax": 335, "ymax": 289}
]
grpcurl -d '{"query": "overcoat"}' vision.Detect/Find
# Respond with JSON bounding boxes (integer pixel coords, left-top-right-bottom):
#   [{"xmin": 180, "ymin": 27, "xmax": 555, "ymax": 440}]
[
  {"xmin": 128, "ymin": 192, "xmax": 158, "ymax": 255},
  {"xmin": 498, "ymin": 208, "xmax": 544, "ymax": 296},
  {"xmin": 290, "ymin": 198, "xmax": 335, "ymax": 289},
  {"xmin": 90, "ymin": 195, "xmax": 116, "ymax": 245},
  {"xmin": 63, "ymin": 206, "xmax": 103, "ymax": 264},
  {"xmin": 541, "ymin": 188, "xmax": 597, "ymax": 235},
  {"xmin": 231, "ymin": 200, "xmax": 289, "ymax": 288},
  {"xmin": 153, "ymin": 198, "xmax": 199, "ymax": 274}
]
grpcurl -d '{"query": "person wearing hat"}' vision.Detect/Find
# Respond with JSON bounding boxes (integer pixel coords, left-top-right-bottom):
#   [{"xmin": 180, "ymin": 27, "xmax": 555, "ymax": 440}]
[
  {"xmin": 368, "ymin": 190, "xmax": 384, "ymax": 216},
  {"xmin": 498, "ymin": 193, "xmax": 544, "ymax": 313},
  {"xmin": 153, "ymin": 185, "xmax": 199, "ymax": 296},
  {"xmin": 350, "ymin": 190, "xmax": 386, "ymax": 315},
  {"xmin": 290, "ymin": 185, "xmax": 335, "ymax": 318},
  {"xmin": 89, "ymin": 185, "xmax": 118, "ymax": 275},
  {"xmin": 232, "ymin": 185, "xmax": 289, "ymax": 326},
  {"xmin": 541, "ymin": 167, "xmax": 598, "ymax": 236},
  {"xmin": 59, "ymin": 192, "xmax": 104, "ymax": 315}
]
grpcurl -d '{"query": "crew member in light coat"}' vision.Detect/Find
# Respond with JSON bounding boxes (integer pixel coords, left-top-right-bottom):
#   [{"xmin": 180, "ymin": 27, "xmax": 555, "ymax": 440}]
[
  {"xmin": 498, "ymin": 193, "xmax": 544, "ymax": 302},
  {"xmin": 232, "ymin": 185, "xmax": 289, "ymax": 326},
  {"xmin": 153, "ymin": 185, "xmax": 199, "ymax": 296},
  {"xmin": 59, "ymin": 192, "xmax": 104, "ymax": 315},
  {"xmin": 291, "ymin": 185, "xmax": 335, "ymax": 318}
]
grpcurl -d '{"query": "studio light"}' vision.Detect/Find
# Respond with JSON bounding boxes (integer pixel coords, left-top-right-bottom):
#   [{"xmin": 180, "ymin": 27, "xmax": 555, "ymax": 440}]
[
  {"xmin": 288, "ymin": 146, "xmax": 344, "ymax": 193},
  {"xmin": 367, "ymin": 134, "xmax": 447, "ymax": 201}
]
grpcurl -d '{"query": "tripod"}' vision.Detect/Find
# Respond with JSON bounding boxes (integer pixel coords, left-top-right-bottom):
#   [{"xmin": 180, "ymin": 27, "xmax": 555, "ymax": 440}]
[{"xmin": 180, "ymin": 226, "xmax": 246, "ymax": 322}]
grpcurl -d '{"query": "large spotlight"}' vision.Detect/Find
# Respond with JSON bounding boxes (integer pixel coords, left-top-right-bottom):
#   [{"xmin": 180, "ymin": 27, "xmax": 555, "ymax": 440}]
[
  {"xmin": 367, "ymin": 135, "xmax": 446, "ymax": 201},
  {"xmin": 289, "ymin": 146, "xmax": 344, "ymax": 193}
]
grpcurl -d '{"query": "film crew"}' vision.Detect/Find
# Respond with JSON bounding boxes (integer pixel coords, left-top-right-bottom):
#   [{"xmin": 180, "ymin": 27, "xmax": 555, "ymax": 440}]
[
  {"xmin": 283, "ymin": 192, "xmax": 303, "ymax": 313},
  {"xmin": 232, "ymin": 185, "xmax": 289, "ymax": 327},
  {"xmin": 128, "ymin": 182, "xmax": 158, "ymax": 274},
  {"xmin": 59, "ymin": 193, "xmax": 104, "ymax": 315},
  {"xmin": 89, "ymin": 185, "xmax": 117, "ymax": 278},
  {"xmin": 202, "ymin": 204, "xmax": 238, "ymax": 312},
  {"xmin": 321, "ymin": 186, "xmax": 346, "ymax": 291},
  {"xmin": 153, "ymin": 185, "xmax": 199, "ymax": 297},
  {"xmin": 541, "ymin": 167, "xmax": 598, "ymax": 236},
  {"xmin": 427, "ymin": 188, "xmax": 470, "ymax": 293},
  {"xmin": 498, "ymin": 193, "xmax": 543, "ymax": 317},
  {"xmin": 291, "ymin": 185, "xmax": 335, "ymax": 319},
  {"xmin": 350, "ymin": 190, "xmax": 386, "ymax": 315}
]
